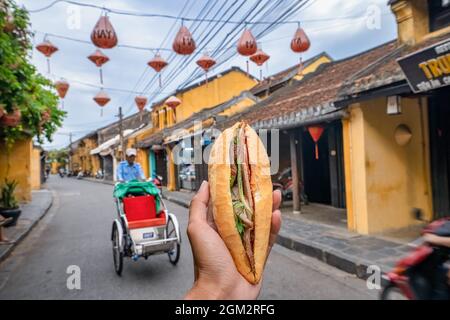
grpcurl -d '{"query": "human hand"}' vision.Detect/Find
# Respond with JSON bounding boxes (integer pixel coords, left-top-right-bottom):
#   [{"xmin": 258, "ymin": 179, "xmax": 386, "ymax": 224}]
[
  {"xmin": 423, "ymin": 233, "xmax": 445, "ymax": 246},
  {"xmin": 184, "ymin": 181, "xmax": 282, "ymax": 300}
]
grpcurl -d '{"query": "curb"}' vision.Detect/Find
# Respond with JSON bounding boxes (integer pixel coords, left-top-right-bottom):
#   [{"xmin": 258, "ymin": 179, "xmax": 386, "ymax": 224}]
[
  {"xmin": 0, "ymin": 191, "xmax": 53, "ymax": 264},
  {"xmin": 161, "ymin": 192, "xmax": 191, "ymax": 208},
  {"xmin": 159, "ymin": 191, "xmax": 391, "ymax": 283}
]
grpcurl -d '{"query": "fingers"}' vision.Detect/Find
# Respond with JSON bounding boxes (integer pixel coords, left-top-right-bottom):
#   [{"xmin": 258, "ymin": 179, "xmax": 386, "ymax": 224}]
[
  {"xmin": 189, "ymin": 181, "xmax": 210, "ymax": 223},
  {"xmin": 265, "ymin": 209, "xmax": 282, "ymax": 264},
  {"xmin": 272, "ymin": 190, "xmax": 282, "ymax": 211}
]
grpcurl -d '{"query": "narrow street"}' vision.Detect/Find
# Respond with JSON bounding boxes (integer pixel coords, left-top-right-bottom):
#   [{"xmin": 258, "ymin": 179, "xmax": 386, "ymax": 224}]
[{"xmin": 0, "ymin": 178, "xmax": 377, "ymax": 300}]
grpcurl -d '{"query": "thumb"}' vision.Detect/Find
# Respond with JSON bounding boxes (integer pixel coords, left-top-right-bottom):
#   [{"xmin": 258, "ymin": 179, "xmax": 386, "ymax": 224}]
[{"xmin": 189, "ymin": 181, "xmax": 209, "ymax": 223}]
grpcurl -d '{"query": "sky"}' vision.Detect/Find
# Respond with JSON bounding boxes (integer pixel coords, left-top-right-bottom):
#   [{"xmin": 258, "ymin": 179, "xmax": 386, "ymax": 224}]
[{"xmin": 15, "ymin": 0, "xmax": 398, "ymax": 149}]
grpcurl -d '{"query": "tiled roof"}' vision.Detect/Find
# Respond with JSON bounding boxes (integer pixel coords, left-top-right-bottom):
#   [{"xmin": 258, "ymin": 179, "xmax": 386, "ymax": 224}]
[
  {"xmin": 249, "ymin": 52, "xmax": 332, "ymax": 96},
  {"xmin": 339, "ymin": 31, "xmax": 450, "ymax": 99},
  {"xmin": 137, "ymin": 91, "xmax": 258, "ymax": 148},
  {"xmin": 217, "ymin": 40, "xmax": 398, "ymax": 130}
]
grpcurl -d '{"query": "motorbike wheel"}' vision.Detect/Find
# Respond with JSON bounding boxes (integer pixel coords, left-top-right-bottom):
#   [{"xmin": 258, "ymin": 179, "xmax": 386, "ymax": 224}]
[
  {"xmin": 112, "ymin": 223, "xmax": 123, "ymax": 276},
  {"xmin": 166, "ymin": 217, "xmax": 180, "ymax": 265},
  {"xmin": 380, "ymin": 282, "xmax": 408, "ymax": 300}
]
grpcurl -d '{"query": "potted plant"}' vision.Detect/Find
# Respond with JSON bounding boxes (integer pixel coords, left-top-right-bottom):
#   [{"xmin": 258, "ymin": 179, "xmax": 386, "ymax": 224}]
[{"xmin": 0, "ymin": 179, "xmax": 21, "ymax": 227}]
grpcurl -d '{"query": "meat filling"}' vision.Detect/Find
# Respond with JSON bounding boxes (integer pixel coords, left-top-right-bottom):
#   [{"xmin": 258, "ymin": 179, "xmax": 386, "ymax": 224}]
[{"xmin": 230, "ymin": 124, "xmax": 255, "ymax": 273}]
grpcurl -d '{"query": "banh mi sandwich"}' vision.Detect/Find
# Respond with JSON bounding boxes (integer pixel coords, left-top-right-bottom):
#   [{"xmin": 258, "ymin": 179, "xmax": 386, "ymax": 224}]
[{"xmin": 208, "ymin": 121, "xmax": 272, "ymax": 284}]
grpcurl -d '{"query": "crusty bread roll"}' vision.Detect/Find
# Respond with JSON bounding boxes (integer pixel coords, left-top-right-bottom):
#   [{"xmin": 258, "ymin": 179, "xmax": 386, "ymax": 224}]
[{"xmin": 208, "ymin": 121, "xmax": 272, "ymax": 284}]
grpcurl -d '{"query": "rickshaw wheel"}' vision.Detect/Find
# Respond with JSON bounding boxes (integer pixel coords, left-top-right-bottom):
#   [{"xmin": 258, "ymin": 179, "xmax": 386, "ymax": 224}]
[
  {"xmin": 166, "ymin": 217, "xmax": 180, "ymax": 265},
  {"xmin": 112, "ymin": 223, "xmax": 123, "ymax": 276}
]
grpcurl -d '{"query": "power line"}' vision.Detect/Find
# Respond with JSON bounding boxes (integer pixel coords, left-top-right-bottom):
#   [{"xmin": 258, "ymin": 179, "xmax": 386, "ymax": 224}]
[{"xmin": 29, "ymin": 0, "xmax": 305, "ymax": 25}]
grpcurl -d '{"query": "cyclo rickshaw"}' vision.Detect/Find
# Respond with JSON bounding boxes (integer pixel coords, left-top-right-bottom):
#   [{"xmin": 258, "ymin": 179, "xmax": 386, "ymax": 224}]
[{"xmin": 111, "ymin": 180, "xmax": 181, "ymax": 275}]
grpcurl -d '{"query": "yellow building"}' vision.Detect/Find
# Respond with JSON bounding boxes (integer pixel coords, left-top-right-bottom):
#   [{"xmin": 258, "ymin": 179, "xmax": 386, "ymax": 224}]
[
  {"xmin": 209, "ymin": 0, "xmax": 450, "ymax": 236},
  {"xmin": 336, "ymin": 0, "xmax": 450, "ymax": 234},
  {"xmin": 135, "ymin": 67, "xmax": 259, "ymax": 190},
  {"xmin": 0, "ymin": 138, "xmax": 34, "ymax": 202},
  {"xmin": 69, "ymin": 132, "xmax": 101, "ymax": 176},
  {"xmin": 135, "ymin": 59, "xmax": 332, "ymax": 191}
]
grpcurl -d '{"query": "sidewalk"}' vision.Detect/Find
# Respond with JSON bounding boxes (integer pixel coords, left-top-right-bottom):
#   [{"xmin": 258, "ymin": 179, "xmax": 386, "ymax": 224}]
[
  {"xmin": 0, "ymin": 189, "xmax": 53, "ymax": 263},
  {"xmin": 160, "ymin": 187, "xmax": 417, "ymax": 280}
]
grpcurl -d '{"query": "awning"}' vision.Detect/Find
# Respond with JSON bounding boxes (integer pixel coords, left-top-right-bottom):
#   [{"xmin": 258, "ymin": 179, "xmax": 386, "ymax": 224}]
[{"xmin": 90, "ymin": 129, "xmax": 133, "ymax": 155}]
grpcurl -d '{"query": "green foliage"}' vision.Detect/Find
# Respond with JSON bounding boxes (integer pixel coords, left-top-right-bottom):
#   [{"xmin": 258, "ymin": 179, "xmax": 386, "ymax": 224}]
[
  {"xmin": 0, "ymin": 178, "xmax": 18, "ymax": 209},
  {"xmin": 47, "ymin": 148, "xmax": 69, "ymax": 164},
  {"xmin": 0, "ymin": 0, "xmax": 65, "ymax": 150}
]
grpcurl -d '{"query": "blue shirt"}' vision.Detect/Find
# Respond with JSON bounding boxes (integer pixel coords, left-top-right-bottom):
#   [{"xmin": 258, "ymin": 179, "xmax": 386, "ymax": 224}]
[{"xmin": 116, "ymin": 161, "xmax": 146, "ymax": 182}]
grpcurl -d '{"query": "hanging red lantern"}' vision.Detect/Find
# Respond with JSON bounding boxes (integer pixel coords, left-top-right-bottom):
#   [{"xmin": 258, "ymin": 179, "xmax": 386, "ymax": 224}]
[
  {"xmin": 39, "ymin": 109, "xmax": 51, "ymax": 127},
  {"xmin": 88, "ymin": 49, "xmax": 109, "ymax": 67},
  {"xmin": 237, "ymin": 29, "xmax": 257, "ymax": 56},
  {"xmin": 91, "ymin": 14, "xmax": 118, "ymax": 49},
  {"xmin": 291, "ymin": 26, "xmax": 310, "ymax": 75},
  {"xmin": 55, "ymin": 79, "xmax": 69, "ymax": 99},
  {"xmin": 135, "ymin": 96, "xmax": 147, "ymax": 112},
  {"xmin": 196, "ymin": 54, "xmax": 216, "ymax": 83},
  {"xmin": 290, "ymin": 27, "xmax": 310, "ymax": 53},
  {"xmin": 148, "ymin": 54, "xmax": 168, "ymax": 87},
  {"xmin": 250, "ymin": 49, "xmax": 270, "ymax": 66},
  {"xmin": 165, "ymin": 96, "xmax": 181, "ymax": 110},
  {"xmin": 172, "ymin": 25, "xmax": 196, "ymax": 55},
  {"xmin": 250, "ymin": 49, "xmax": 270, "ymax": 80},
  {"xmin": 94, "ymin": 90, "xmax": 110, "ymax": 116},
  {"xmin": 88, "ymin": 49, "xmax": 109, "ymax": 85},
  {"xmin": 307, "ymin": 126, "xmax": 324, "ymax": 160},
  {"xmin": 94, "ymin": 90, "xmax": 110, "ymax": 107},
  {"xmin": 36, "ymin": 40, "xmax": 58, "ymax": 57},
  {"xmin": 0, "ymin": 109, "xmax": 21, "ymax": 127},
  {"xmin": 196, "ymin": 54, "xmax": 216, "ymax": 72},
  {"xmin": 36, "ymin": 39, "xmax": 58, "ymax": 73}
]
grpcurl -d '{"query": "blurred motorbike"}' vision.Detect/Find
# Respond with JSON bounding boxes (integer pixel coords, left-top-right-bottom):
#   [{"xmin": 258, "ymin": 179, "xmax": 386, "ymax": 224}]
[
  {"xmin": 381, "ymin": 210, "xmax": 450, "ymax": 300},
  {"xmin": 151, "ymin": 175, "xmax": 163, "ymax": 192},
  {"xmin": 272, "ymin": 167, "xmax": 308, "ymax": 204}
]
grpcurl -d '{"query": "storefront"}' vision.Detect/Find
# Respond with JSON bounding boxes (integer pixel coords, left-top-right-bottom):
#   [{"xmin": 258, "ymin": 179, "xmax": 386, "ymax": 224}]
[{"xmin": 397, "ymin": 35, "xmax": 450, "ymax": 219}]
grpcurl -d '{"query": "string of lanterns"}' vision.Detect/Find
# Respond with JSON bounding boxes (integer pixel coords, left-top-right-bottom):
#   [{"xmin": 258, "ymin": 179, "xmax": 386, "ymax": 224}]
[{"xmin": 35, "ymin": 14, "xmax": 311, "ymax": 116}]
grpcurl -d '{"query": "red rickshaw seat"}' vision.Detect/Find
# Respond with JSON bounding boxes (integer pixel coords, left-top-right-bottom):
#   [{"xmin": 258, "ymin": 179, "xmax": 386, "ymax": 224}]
[{"xmin": 123, "ymin": 195, "xmax": 166, "ymax": 229}]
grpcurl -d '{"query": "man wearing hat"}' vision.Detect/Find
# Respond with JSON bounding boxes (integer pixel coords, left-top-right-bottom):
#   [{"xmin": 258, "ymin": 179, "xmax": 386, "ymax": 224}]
[{"xmin": 116, "ymin": 148, "xmax": 146, "ymax": 182}]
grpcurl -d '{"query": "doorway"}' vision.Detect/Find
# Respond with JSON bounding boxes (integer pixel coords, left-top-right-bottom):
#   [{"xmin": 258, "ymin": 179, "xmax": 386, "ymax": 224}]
[
  {"xmin": 428, "ymin": 88, "xmax": 450, "ymax": 218},
  {"xmin": 301, "ymin": 121, "xmax": 346, "ymax": 208}
]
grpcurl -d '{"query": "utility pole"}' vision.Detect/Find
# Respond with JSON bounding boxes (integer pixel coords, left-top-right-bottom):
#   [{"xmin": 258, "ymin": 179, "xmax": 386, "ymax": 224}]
[
  {"xmin": 118, "ymin": 106, "xmax": 125, "ymax": 161},
  {"xmin": 290, "ymin": 131, "xmax": 301, "ymax": 214}
]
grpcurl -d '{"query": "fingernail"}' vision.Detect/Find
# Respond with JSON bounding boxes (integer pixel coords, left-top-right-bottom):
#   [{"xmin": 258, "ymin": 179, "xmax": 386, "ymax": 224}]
[{"xmin": 199, "ymin": 180, "xmax": 208, "ymax": 191}]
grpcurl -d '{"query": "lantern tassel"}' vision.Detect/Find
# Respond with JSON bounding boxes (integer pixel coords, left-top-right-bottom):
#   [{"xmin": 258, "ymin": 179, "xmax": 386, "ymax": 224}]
[
  {"xmin": 100, "ymin": 68, "xmax": 104, "ymax": 85},
  {"xmin": 246, "ymin": 59, "xmax": 249, "ymax": 74},
  {"xmin": 158, "ymin": 74, "xmax": 162, "ymax": 88},
  {"xmin": 259, "ymin": 68, "xmax": 262, "ymax": 81},
  {"xmin": 47, "ymin": 58, "xmax": 51, "ymax": 74},
  {"xmin": 315, "ymin": 143, "xmax": 319, "ymax": 160},
  {"xmin": 100, "ymin": 108, "xmax": 103, "ymax": 117},
  {"xmin": 298, "ymin": 57, "xmax": 304, "ymax": 76}
]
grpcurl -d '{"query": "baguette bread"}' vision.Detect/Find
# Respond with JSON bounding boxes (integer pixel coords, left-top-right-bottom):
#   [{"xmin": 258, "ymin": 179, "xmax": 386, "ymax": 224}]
[{"xmin": 208, "ymin": 122, "xmax": 272, "ymax": 284}]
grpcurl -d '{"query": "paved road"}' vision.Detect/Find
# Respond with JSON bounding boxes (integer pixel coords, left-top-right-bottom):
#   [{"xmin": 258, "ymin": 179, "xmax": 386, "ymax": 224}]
[{"xmin": 0, "ymin": 178, "xmax": 378, "ymax": 299}]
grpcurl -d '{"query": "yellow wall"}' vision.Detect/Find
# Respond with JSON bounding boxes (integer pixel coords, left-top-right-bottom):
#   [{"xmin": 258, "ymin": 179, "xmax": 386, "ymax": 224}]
[
  {"xmin": 0, "ymin": 138, "xmax": 32, "ymax": 202},
  {"xmin": 70, "ymin": 137, "xmax": 100, "ymax": 174},
  {"xmin": 30, "ymin": 147, "xmax": 41, "ymax": 190},
  {"xmin": 218, "ymin": 96, "xmax": 258, "ymax": 117},
  {"xmin": 152, "ymin": 70, "xmax": 257, "ymax": 130},
  {"xmin": 391, "ymin": 0, "xmax": 429, "ymax": 45},
  {"xmin": 345, "ymin": 97, "xmax": 433, "ymax": 234},
  {"xmin": 294, "ymin": 55, "xmax": 332, "ymax": 81}
]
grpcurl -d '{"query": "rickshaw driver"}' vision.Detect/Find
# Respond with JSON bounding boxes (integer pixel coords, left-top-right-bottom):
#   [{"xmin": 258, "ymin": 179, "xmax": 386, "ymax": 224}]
[{"xmin": 116, "ymin": 148, "xmax": 146, "ymax": 182}]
